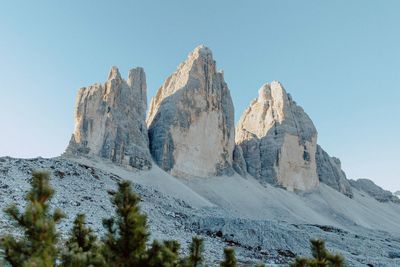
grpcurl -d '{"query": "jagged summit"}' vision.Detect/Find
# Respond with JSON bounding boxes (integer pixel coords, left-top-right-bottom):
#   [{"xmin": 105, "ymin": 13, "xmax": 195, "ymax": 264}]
[
  {"xmin": 127, "ymin": 67, "xmax": 147, "ymax": 115},
  {"xmin": 107, "ymin": 66, "xmax": 122, "ymax": 80},
  {"xmin": 257, "ymin": 81, "xmax": 284, "ymax": 105},
  {"xmin": 147, "ymin": 45, "xmax": 235, "ymax": 178},
  {"xmin": 235, "ymin": 81, "xmax": 357, "ymax": 195},
  {"xmin": 192, "ymin": 44, "xmax": 212, "ymax": 56},
  {"xmin": 147, "ymin": 45, "xmax": 218, "ymax": 124},
  {"xmin": 62, "ymin": 46, "xmax": 376, "ymax": 198},
  {"xmin": 65, "ymin": 66, "xmax": 151, "ymax": 170},
  {"xmin": 235, "ymin": 82, "xmax": 319, "ymax": 191}
]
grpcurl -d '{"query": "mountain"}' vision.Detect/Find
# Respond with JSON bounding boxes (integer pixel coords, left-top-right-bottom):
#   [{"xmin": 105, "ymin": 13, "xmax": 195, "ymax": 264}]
[
  {"xmin": 1, "ymin": 45, "xmax": 400, "ymax": 266},
  {"xmin": 65, "ymin": 66, "xmax": 152, "ymax": 170},
  {"xmin": 235, "ymin": 82, "xmax": 319, "ymax": 191},
  {"xmin": 147, "ymin": 45, "xmax": 235, "ymax": 178}
]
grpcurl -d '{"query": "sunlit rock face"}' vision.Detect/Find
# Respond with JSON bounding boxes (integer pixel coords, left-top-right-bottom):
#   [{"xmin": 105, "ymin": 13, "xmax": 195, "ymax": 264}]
[
  {"xmin": 65, "ymin": 66, "xmax": 152, "ymax": 169},
  {"xmin": 316, "ymin": 145, "xmax": 353, "ymax": 198},
  {"xmin": 147, "ymin": 45, "xmax": 235, "ymax": 178},
  {"xmin": 235, "ymin": 82, "xmax": 319, "ymax": 191}
]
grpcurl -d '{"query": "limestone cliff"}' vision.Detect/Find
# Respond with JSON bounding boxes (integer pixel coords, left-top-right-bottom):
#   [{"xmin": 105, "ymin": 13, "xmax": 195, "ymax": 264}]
[
  {"xmin": 235, "ymin": 82, "xmax": 319, "ymax": 191},
  {"xmin": 147, "ymin": 45, "xmax": 235, "ymax": 178},
  {"xmin": 65, "ymin": 66, "xmax": 152, "ymax": 169}
]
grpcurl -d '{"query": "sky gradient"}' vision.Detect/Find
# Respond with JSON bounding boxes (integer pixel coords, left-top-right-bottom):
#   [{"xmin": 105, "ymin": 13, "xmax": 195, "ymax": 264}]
[{"xmin": 1, "ymin": 1, "xmax": 399, "ymax": 191}]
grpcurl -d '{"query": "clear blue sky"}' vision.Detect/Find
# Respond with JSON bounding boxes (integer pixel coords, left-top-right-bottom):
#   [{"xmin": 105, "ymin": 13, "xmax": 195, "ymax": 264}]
[{"xmin": 1, "ymin": 1, "xmax": 399, "ymax": 191}]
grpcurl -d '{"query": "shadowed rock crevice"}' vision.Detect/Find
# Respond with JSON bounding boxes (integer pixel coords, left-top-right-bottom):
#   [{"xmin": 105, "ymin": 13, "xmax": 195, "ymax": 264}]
[
  {"xmin": 315, "ymin": 145, "xmax": 353, "ymax": 198},
  {"xmin": 147, "ymin": 45, "xmax": 235, "ymax": 178}
]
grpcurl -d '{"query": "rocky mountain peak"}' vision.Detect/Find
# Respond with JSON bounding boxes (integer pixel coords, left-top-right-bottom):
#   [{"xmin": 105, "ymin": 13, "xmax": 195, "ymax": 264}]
[
  {"xmin": 236, "ymin": 81, "xmax": 357, "ymax": 195},
  {"xmin": 107, "ymin": 66, "xmax": 122, "ymax": 81},
  {"xmin": 257, "ymin": 83, "xmax": 271, "ymax": 103},
  {"xmin": 63, "ymin": 47, "xmax": 357, "ymax": 196},
  {"xmin": 147, "ymin": 45, "xmax": 235, "ymax": 178},
  {"xmin": 147, "ymin": 45, "xmax": 218, "ymax": 124},
  {"xmin": 191, "ymin": 44, "xmax": 212, "ymax": 58},
  {"xmin": 257, "ymin": 81, "xmax": 284, "ymax": 103},
  {"xmin": 65, "ymin": 66, "xmax": 151, "ymax": 169},
  {"xmin": 127, "ymin": 67, "xmax": 147, "ymax": 116},
  {"xmin": 236, "ymin": 82, "xmax": 319, "ymax": 191}
]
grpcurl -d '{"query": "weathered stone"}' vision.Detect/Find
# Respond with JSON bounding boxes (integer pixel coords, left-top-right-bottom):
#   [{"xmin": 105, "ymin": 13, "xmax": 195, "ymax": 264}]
[
  {"xmin": 147, "ymin": 45, "xmax": 235, "ymax": 178},
  {"xmin": 235, "ymin": 82, "xmax": 319, "ymax": 191},
  {"xmin": 350, "ymin": 179, "xmax": 400, "ymax": 203},
  {"xmin": 65, "ymin": 66, "xmax": 152, "ymax": 169},
  {"xmin": 232, "ymin": 145, "xmax": 247, "ymax": 177},
  {"xmin": 316, "ymin": 145, "xmax": 353, "ymax": 197}
]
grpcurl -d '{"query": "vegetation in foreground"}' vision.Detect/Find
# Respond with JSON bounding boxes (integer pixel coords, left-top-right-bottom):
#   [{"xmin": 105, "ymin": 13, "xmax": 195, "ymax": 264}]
[{"xmin": 0, "ymin": 171, "xmax": 345, "ymax": 266}]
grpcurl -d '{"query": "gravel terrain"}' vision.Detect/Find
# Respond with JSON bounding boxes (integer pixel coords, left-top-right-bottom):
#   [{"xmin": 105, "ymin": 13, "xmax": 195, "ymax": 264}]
[{"xmin": 1, "ymin": 156, "xmax": 400, "ymax": 266}]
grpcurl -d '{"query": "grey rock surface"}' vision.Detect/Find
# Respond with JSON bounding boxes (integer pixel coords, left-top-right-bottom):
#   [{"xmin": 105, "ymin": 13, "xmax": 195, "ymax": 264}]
[
  {"xmin": 232, "ymin": 145, "xmax": 247, "ymax": 177},
  {"xmin": 350, "ymin": 178, "xmax": 399, "ymax": 203},
  {"xmin": 316, "ymin": 145, "xmax": 353, "ymax": 198},
  {"xmin": 65, "ymin": 66, "xmax": 152, "ymax": 170},
  {"xmin": 235, "ymin": 82, "xmax": 319, "ymax": 191},
  {"xmin": 1, "ymin": 157, "xmax": 400, "ymax": 266},
  {"xmin": 147, "ymin": 45, "xmax": 235, "ymax": 178}
]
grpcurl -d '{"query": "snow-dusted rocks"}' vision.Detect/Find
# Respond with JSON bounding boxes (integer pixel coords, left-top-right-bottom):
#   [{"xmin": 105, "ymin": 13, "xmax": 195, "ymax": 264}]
[
  {"xmin": 315, "ymin": 145, "xmax": 353, "ymax": 197},
  {"xmin": 350, "ymin": 178, "xmax": 399, "ymax": 203},
  {"xmin": 2, "ymin": 157, "xmax": 400, "ymax": 266},
  {"xmin": 147, "ymin": 45, "xmax": 235, "ymax": 178},
  {"xmin": 65, "ymin": 66, "xmax": 152, "ymax": 170},
  {"xmin": 235, "ymin": 82, "xmax": 319, "ymax": 191}
]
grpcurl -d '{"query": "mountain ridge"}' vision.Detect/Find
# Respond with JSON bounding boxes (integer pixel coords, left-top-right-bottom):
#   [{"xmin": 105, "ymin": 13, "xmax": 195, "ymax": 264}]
[
  {"xmin": 63, "ymin": 45, "xmax": 397, "ymax": 202},
  {"xmin": 2, "ymin": 45, "xmax": 399, "ymax": 266}
]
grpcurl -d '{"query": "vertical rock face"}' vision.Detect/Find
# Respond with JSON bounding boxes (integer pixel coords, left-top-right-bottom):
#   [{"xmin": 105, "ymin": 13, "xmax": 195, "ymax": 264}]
[
  {"xmin": 65, "ymin": 66, "xmax": 152, "ymax": 169},
  {"xmin": 147, "ymin": 45, "xmax": 235, "ymax": 178},
  {"xmin": 316, "ymin": 145, "xmax": 353, "ymax": 197},
  {"xmin": 235, "ymin": 82, "xmax": 319, "ymax": 191},
  {"xmin": 232, "ymin": 145, "xmax": 247, "ymax": 177}
]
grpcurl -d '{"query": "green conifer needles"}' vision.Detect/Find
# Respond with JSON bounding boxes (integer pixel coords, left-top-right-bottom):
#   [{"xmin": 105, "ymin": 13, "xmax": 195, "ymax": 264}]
[
  {"xmin": 61, "ymin": 214, "xmax": 106, "ymax": 267},
  {"xmin": 0, "ymin": 171, "xmax": 347, "ymax": 267},
  {"xmin": 102, "ymin": 181, "xmax": 149, "ymax": 266},
  {"xmin": 290, "ymin": 239, "xmax": 345, "ymax": 267},
  {"xmin": 1, "ymin": 171, "xmax": 64, "ymax": 267}
]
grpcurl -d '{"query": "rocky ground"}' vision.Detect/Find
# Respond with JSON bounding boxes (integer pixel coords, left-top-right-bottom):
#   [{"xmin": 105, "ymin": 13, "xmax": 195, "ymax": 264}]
[{"xmin": 1, "ymin": 156, "xmax": 400, "ymax": 266}]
